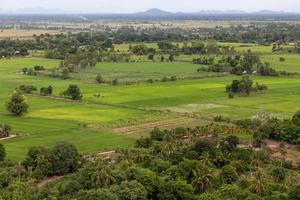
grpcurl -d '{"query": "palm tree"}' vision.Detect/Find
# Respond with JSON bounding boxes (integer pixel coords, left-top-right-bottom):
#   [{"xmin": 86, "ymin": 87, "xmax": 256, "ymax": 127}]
[
  {"xmin": 91, "ymin": 165, "xmax": 115, "ymax": 188},
  {"xmin": 249, "ymin": 171, "xmax": 267, "ymax": 196},
  {"xmin": 192, "ymin": 167, "xmax": 213, "ymax": 193},
  {"xmin": 199, "ymin": 152, "xmax": 213, "ymax": 167}
]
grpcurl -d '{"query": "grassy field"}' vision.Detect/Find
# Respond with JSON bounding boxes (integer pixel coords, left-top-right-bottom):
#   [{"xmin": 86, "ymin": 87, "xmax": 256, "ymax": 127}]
[
  {"xmin": 0, "ymin": 45, "xmax": 300, "ymax": 160},
  {"xmin": 84, "ymin": 76, "xmax": 300, "ymax": 119},
  {"xmin": 70, "ymin": 62, "xmax": 218, "ymax": 83},
  {"xmin": 262, "ymin": 54, "xmax": 300, "ymax": 72},
  {"xmin": 0, "ymin": 57, "xmax": 173, "ymax": 160}
]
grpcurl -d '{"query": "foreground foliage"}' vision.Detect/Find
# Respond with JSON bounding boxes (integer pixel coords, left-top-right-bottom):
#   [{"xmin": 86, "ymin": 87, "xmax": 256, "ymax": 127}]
[{"xmin": 0, "ymin": 124, "xmax": 299, "ymax": 199}]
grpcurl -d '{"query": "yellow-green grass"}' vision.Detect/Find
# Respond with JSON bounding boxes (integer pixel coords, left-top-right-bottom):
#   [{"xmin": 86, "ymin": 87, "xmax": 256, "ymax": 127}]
[
  {"xmin": 0, "ymin": 57, "xmax": 172, "ymax": 160},
  {"xmin": 114, "ymin": 41, "xmax": 292, "ymax": 55},
  {"xmin": 1, "ymin": 119, "xmax": 134, "ymax": 160},
  {"xmin": 70, "ymin": 61, "xmax": 215, "ymax": 83},
  {"xmin": 85, "ymin": 76, "xmax": 300, "ymax": 119},
  {"xmin": 262, "ymin": 54, "xmax": 300, "ymax": 73},
  {"xmin": 1, "ymin": 57, "xmax": 300, "ymax": 160}
]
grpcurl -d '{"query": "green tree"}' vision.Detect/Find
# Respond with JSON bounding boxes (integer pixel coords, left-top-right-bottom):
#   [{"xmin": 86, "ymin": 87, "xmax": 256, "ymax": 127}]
[
  {"xmin": 77, "ymin": 189, "xmax": 118, "ymax": 200},
  {"xmin": 112, "ymin": 180, "xmax": 147, "ymax": 200},
  {"xmin": 192, "ymin": 165, "xmax": 214, "ymax": 193},
  {"xmin": 51, "ymin": 141, "xmax": 81, "ymax": 175},
  {"xmin": 63, "ymin": 85, "xmax": 82, "ymax": 100},
  {"xmin": 6, "ymin": 92, "xmax": 29, "ymax": 116}
]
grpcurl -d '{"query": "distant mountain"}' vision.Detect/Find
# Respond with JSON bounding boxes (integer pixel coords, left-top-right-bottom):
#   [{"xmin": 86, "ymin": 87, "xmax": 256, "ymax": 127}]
[
  {"xmin": 0, "ymin": 7, "xmax": 297, "ymax": 16},
  {"xmin": 194, "ymin": 10, "xmax": 246, "ymax": 14},
  {"xmin": 135, "ymin": 8, "xmax": 173, "ymax": 16},
  {"xmin": 255, "ymin": 10, "xmax": 287, "ymax": 14}
]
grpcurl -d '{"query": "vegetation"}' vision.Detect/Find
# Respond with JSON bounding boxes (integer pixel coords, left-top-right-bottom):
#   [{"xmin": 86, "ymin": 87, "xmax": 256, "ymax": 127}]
[
  {"xmin": 62, "ymin": 85, "xmax": 82, "ymax": 100},
  {"xmin": 6, "ymin": 92, "xmax": 29, "ymax": 116},
  {"xmin": 0, "ymin": 125, "xmax": 299, "ymax": 199},
  {"xmin": 226, "ymin": 76, "xmax": 268, "ymax": 97},
  {"xmin": 0, "ymin": 14, "xmax": 300, "ymax": 199}
]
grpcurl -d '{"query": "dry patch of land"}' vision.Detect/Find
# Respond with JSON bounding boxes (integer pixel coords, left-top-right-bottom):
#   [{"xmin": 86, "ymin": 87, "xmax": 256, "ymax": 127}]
[
  {"xmin": 0, "ymin": 29, "xmax": 62, "ymax": 38},
  {"xmin": 111, "ymin": 117, "xmax": 211, "ymax": 136}
]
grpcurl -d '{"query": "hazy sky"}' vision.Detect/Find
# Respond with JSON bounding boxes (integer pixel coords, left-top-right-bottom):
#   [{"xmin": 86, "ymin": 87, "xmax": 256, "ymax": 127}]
[{"xmin": 0, "ymin": 0, "xmax": 299, "ymax": 13}]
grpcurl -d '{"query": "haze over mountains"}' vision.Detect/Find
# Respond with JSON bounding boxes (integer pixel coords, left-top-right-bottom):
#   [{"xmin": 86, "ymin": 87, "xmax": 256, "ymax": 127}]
[{"xmin": 0, "ymin": 7, "xmax": 296, "ymax": 15}]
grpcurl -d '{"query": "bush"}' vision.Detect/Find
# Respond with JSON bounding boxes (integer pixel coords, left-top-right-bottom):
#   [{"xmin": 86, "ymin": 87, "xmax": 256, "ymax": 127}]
[
  {"xmin": 194, "ymin": 139, "xmax": 215, "ymax": 155},
  {"xmin": 77, "ymin": 189, "xmax": 118, "ymax": 200},
  {"xmin": 270, "ymin": 166, "xmax": 287, "ymax": 182},
  {"xmin": 18, "ymin": 85, "xmax": 37, "ymax": 94},
  {"xmin": 33, "ymin": 65, "xmax": 45, "ymax": 71},
  {"xmin": 292, "ymin": 110, "xmax": 300, "ymax": 126},
  {"xmin": 40, "ymin": 86, "xmax": 53, "ymax": 96},
  {"xmin": 95, "ymin": 74, "xmax": 105, "ymax": 83},
  {"xmin": 288, "ymin": 185, "xmax": 300, "ymax": 200},
  {"xmin": 221, "ymin": 165, "xmax": 238, "ymax": 184},
  {"xmin": 112, "ymin": 79, "xmax": 118, "ymax": 86},
  {"xmin": 279, "ymin": 57, "xmax": 285, "ymax": 62},
  {"xmin": 0, "ymin": 124, "xmax": 11, "ymax": 138}
]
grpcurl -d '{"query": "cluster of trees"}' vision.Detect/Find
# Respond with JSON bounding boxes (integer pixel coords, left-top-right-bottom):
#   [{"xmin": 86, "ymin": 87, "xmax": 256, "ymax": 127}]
[
  {"xmin": 17, "ymin": 84, "xmax": 53, "ymax": 96},
  {"xmin": 236, "ymin": 110, "xmax": 300, "ymax": 146},
  {"xmin": 1, "ymin": 22, "xmax": 300, "ymax": 59},
  {"xmin": 0, "ymin": 39, "xmax": 30, "ymax": 58},
  {"xmin": 198, "ymin": 50, "xmax": 296, "ymax": 77},
  {"xmin": 22, "ymin": 65, "xmax": 46, "ymax": 76},
  {"xmin": 0, "ymin": 124, "xmax": 299, "ymax": 199},
  {"xmin": 6, "ymin": 85, "xmax": 54, "ymax": 116},
  {"xmin": 226, "ymin": 76, "xmax": 268, "ymax": 98}
]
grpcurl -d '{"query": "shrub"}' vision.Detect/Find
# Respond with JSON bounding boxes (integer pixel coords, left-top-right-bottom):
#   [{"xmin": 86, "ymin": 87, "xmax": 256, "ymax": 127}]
[
  {"xmin": 279, "ymin": 57, "xmax": 285, "ymax": 62},
  {"xmin": 288, "ymin": 185, "xmax": 300, "ymax": 200},
  {"xmin": 40, "ymin": 86, "xmax": 53, "ymax": 96},
  {"xmin": 95, "ymin": 74, "xmax": 105, "ymax": 83},
  {"xmin": 221, "ymin": 165, "xmax": 238, "ymax": 184},
  {"xmin": 18, "ymin": 85, "xmax": 37, "ymax": 94},
  {"xmin": 33, "ymin": 65, "xmax": 45, "ymax": 71},
  {"xmin": 112, "ymin": 79, "xmax": 119, "ymax": 86},
  {"xmin": 0, "ymin": 124, "xmax": 11, "ymax": 138}
]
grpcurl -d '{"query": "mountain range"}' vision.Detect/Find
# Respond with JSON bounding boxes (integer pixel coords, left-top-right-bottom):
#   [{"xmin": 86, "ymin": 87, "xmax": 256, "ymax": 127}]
[{"xmin": 0, "ymin": 8, "xmax": 297, "ymax": 15}]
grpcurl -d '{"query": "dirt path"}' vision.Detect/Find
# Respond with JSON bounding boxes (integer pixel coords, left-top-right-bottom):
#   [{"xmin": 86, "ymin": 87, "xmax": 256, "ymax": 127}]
[
  {"xmin": 264, "ymin": 139, "xmax": 300, "ymax": 166},
  {"xmin": 0, "ymin": 135, "xmax": 17, "ymax": 141},
  {"xmin": 37, "ymin": 176, "xmax": 65, "ymax": 188}
]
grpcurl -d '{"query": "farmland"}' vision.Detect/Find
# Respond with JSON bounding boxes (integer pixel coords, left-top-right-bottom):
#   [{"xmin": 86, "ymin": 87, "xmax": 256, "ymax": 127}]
[
  {"xmin": 0, "ymin": 49, "xmax": 300, "ymax": 160},
  {"xmin": 0, "ymin": 9, "xmax": 300, "ymax": 199},
  {"xmin": 0, "ymin": 21, "xmax": 300, "ymax": 162}
]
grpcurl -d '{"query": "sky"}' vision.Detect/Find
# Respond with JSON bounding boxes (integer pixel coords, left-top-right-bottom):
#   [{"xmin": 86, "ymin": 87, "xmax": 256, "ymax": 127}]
[{"xmin": 0, "ymin": 0, "xmax": 299, "ymax": 13}]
